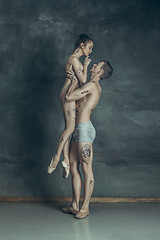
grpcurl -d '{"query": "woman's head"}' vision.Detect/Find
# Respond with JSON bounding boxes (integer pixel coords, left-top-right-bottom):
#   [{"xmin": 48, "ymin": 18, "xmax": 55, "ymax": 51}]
[{"xmin": 75, "ymin": 34, "xmax": 93, "ymax": 56}]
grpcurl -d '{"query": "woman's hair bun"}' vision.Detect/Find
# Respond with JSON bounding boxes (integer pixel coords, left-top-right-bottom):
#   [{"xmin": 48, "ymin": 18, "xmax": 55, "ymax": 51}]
[
  {"xmin": 75, "ymin": 34, "xmax": 93, "ymax": 49},
  {"xmin": 79, "ymin": 34, "xmax": 89, "ymax": 39}
]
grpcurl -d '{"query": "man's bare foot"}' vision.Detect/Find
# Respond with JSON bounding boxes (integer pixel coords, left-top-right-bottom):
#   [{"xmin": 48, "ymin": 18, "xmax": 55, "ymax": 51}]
[
  {"xmin": 47, "ymin": 154, "xmax": 60, "ymax": 174},
  {"xmin": 75, "ymin": 208, "xmax": 90, "ymax": 219},
  {"xmin": 62, "ymin": 206, "xmax": 78, "ymax": 215},
  {"xmin": 61, "ymin": 158, "xmax": 70, "ymax": 178}
]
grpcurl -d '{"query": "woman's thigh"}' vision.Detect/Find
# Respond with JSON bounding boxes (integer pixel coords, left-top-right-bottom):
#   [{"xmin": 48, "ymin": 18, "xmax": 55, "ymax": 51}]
[{"xmin": 62, "ymin": 101, "xmax": 76, "ymax": 129}]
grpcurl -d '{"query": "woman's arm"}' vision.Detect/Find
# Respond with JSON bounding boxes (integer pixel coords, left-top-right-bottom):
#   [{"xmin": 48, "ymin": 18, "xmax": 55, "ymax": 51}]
[
  {"xmin": 71, "ymin": 57, "xmax": 91, "ymax": 84},
  {"xmin": 66, "ymin": 82, "xmax": 95, "ymax": 102}
]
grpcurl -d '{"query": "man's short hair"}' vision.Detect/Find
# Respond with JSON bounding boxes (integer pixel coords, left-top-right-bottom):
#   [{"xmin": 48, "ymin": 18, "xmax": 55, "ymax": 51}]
[{"xmin": 100, "ymin": 60, "xmax": 113, "ymax": 79}]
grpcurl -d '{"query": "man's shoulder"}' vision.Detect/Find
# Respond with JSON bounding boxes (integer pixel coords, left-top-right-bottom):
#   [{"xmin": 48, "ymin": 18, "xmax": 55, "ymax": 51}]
[
  {"xmin": 85, "ymin": 81, "xmax": 96, "ymax": 91},
  {"xmin": 88, "ymin": 81, "xmax": 101, "ymax": 91}
]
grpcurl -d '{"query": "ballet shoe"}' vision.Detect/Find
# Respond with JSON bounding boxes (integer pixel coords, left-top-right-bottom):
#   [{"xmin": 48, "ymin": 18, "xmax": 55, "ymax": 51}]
[
  {"xmin": 62, "ymin": 206, "xmax": 78, "ymax": 215},
  {"xmin": 47, "ymin": 154, "xmax": 60, "ymax": 174},
  {"xmin": 61, "ymin": 159, "xmax": 70, "ymax": 178},
  {"xmin": 75, "ymin": 208, "xmax": 90, "ymax": 219}
]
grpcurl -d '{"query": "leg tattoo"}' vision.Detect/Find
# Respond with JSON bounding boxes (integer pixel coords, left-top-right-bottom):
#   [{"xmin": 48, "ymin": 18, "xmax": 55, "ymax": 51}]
[
  {"xmin": 67, "ymin": 110, "xmax": 70, "ymax": 117},
  {"xmin": 90, "ymin": 180, "xmax": 94, "ymax": 185},
  {"xmin": 63, "ymin": 97, "xmax": 67, "ymax": 104},
  {"xmin": 77, "ymin": 68, "xmax": 81, "ymax": 74},
  {"xmin": 60, "ymin": 137, "xmax": 65, "ymax": 143},
  {"xmin": 82, "ymin": 143, "xmax": 91, "ymax": 158},
  {"xmin": 73, "ymin": 108, "xmax": 79, "ymax": 119}
]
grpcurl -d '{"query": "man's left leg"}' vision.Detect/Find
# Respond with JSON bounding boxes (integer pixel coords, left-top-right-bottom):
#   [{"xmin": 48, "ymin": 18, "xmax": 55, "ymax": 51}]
[
  {"xmin": 62, "ymin": 140, "xmax": 81, "ymax": 215},
  {"xmin": 76, "ymin": 142, "xmax": 94, "ymax": 219}
]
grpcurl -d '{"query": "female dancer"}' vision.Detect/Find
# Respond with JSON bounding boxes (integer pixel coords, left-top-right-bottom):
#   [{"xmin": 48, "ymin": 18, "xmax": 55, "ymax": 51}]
[{"xmin": 47, "ymin": 34, "xmax": 93, "ymax": 178}]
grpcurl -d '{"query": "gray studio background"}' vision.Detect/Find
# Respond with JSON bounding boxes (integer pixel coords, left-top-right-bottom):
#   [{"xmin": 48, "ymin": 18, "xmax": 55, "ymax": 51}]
[{"xmin": 0, "ymin": 0, "xmax": 160, "ymax": 197}]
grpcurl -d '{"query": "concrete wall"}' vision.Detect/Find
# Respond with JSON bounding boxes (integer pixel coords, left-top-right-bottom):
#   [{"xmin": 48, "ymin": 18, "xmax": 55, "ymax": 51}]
[{"xmin": 0, "ymin": 0, "xmax": 160, "ymax": 197}]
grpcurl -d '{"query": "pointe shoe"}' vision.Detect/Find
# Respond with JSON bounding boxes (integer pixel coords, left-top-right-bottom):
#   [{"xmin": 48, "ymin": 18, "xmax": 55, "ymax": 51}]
[
  {"xmin": 47, "ymin": 154, "xmax": 60, "ymax": 174},
  {"xmin": 75, "ymin": 208, "xmax": 90, "ymax": 219},
  {"xmin": 62, "ymin": 206, "xmax": 78, "ymax": 215},
  {"xmin": 61, "ymin": 159, "xmax": 70, "ymax": 178}
]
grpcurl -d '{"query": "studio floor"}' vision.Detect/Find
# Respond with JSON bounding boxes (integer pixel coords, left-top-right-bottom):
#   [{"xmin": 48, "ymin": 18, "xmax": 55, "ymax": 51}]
[{"xmin": 0, "ymin": 202, "xmax": 160, "ymax": 240}]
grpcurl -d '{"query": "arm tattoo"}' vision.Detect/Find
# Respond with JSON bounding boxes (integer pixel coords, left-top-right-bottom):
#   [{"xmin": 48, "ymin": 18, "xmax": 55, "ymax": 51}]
[
  {"xmin": 81, "ymin": 90, "xmax": 89, "ymax": 94},
  {"xmin": 77, "ymin": 68, "xmax": 81, "ymax": 74},
  {"xmin": 82, "ymin": 143, "xmax": 91, "ymax": 158}
]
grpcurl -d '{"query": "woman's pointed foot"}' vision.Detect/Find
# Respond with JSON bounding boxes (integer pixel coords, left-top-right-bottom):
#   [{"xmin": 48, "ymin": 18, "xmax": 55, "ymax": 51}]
[
  {"xmin": 47, "ymin": 154, "xmax": 60, "ymax": 174},
  {"xmin": 61, "ymin": 158, "xmax": 70, "ymax": 178}
]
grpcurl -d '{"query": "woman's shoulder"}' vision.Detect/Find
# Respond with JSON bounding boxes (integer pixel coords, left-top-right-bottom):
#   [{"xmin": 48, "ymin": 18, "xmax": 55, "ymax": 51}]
[
  {"xmin": 68, "ymin": 55, "xmax": 79, "ymax": 63},
  {"xmin": 66, "ymin": 55, "xmax": 76, "ymax": 66}
]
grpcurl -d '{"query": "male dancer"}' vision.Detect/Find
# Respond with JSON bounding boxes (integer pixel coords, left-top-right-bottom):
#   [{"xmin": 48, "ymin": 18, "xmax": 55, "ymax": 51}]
[{"xmin": 63, "ymin": 60, "xmax": 113, "ymax": 219}]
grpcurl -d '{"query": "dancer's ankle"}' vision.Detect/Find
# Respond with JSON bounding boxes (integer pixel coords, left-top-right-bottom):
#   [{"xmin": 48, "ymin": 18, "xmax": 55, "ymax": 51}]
[
  {"xmin": 63, "ymin": 157, "xmax": 69, "ymax": 162},
  {"xmin": 81, "ymin": 204, "xmax": 89, "ymax": 210},
  {"xmin": 72, "ymin": 201, "xmax": 79, "ymax": 211}
]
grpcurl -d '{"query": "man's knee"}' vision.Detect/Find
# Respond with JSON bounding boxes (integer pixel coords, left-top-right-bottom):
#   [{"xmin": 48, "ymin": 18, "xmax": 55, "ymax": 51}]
[{"xmin": 70, "ymin": 163, "xmax": 79, "ymax": 175}]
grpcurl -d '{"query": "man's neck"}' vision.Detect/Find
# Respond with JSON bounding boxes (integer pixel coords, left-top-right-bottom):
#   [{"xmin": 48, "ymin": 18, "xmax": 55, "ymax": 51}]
[{"xmin": 89, "ymin": 74, "xmax": 100, "ymax": 84}]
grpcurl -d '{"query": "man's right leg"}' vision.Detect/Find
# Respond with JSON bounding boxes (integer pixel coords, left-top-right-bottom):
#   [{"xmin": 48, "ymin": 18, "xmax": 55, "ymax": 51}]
[{"xmin": 62, "ymin": 140, "xmax": 81, "ymax": 214}]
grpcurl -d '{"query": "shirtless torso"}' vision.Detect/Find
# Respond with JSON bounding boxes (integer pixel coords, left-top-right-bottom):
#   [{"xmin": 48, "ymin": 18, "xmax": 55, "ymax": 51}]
[
  {"xmin": 76, "ymin": 81, "xmax": 101, "ymax": 123},
  {"xmin": 66, "ymin": 79, "xmax": 102, "ymax": 123}
]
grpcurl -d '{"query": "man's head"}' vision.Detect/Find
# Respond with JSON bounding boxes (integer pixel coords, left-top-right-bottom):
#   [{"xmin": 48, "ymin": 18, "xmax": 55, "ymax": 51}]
[{"xmin": 90, "ymin": 60, "xmax": 113, "ymax": 80}]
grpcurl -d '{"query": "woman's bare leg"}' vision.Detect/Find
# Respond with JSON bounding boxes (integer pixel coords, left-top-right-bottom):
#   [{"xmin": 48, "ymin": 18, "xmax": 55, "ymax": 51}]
[
  {"xmin": 56, "ymin": 101, "xmax": 75, "ymax": 155},
  {"xmin": 62, "ymin": 138, "xmax": 70, "ymax": 178},
  {"xmin": 47, "ymin": 101, "xmax": 76, "ymax": 174}
]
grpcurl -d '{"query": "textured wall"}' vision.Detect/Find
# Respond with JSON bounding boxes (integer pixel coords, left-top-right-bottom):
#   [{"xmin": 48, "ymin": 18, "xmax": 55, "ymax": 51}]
[{"xmin": 0, "ymin": 0, "xmax": 160, "ymax": 197}]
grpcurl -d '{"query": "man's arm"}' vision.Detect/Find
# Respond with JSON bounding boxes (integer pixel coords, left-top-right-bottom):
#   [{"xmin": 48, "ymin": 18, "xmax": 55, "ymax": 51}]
[{"xmin": 66, "ymin": 82, "xmax": 95, "ymax": 101}]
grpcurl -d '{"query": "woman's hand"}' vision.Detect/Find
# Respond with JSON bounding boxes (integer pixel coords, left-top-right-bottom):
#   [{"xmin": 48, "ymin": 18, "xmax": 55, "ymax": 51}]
[{"xmin": 84, "ymin": 56, "xmax": 92, "ymax": 67}]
